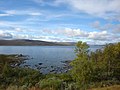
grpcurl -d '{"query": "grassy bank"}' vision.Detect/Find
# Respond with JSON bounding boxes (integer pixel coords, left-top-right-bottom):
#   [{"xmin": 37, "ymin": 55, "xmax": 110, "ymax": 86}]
[{"xmin": 89, "ymin": 85, "xmax": 120, "ymax": 90}]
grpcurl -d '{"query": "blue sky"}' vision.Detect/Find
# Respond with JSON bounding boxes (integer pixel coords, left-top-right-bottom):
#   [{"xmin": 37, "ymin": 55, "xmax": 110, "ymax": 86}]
[{"xmin": 0, "ymin": 0, "xmax": 120, "ymax": 44}]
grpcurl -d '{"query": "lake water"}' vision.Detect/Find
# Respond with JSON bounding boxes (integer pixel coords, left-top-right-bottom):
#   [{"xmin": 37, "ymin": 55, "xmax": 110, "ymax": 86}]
[{"xmin": 0, "ymin": 46, "xmax": 102, "ymax": 73}]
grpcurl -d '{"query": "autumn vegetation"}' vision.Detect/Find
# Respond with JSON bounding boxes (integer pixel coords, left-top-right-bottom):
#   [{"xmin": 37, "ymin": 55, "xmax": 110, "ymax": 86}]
[{"xmin": 0, "ymin": 41, "xmax": 120, "ymax": 90}]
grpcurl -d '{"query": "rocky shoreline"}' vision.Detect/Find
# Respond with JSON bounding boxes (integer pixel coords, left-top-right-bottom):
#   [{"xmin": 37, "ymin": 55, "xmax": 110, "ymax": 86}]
[
  {"xmin": 0, "ymin": 54, "xmax": 72, "ymax": 74},
  {"xmin": 0, "ymin": 54, "xmax": 29, "ymax": 67},
  {"xmin": 34, "ymin": 60, "xmax": 72, "ymax": 74}
]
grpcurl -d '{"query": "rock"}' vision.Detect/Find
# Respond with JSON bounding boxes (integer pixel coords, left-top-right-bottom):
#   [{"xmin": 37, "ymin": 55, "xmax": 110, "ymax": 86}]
[
  {"xmin": 61, "ymin": 60, "xmax": 71, "ymax": 64},
  {"xmin": 18, "ymin": 54, "xmax": 23, "ymax": 57},
  {"xmin": 38, "ymin": 63, "xmax": 43, "ymax": 65},
  {"xmin": 50, "ymin": 70, "xmax": 55, "ymax": 72},
  {"xmin": 24, "ymin": 65, "xmax": 30, "ymax": 67},
  {"xmin": 51, "ymin": 66, "xmax": 54, "ymax": 68}
]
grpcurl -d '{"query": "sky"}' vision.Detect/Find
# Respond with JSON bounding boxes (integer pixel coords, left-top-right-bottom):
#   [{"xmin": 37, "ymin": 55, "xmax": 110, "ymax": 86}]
[{"xmin": 0, "ymin": 0, "xmax": 120, "ymax": 45}]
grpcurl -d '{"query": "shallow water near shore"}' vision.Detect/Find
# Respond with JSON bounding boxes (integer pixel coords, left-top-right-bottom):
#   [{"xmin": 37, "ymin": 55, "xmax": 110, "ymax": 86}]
[{"xmin": 0, "ymin": 46, "xmax": 102, "ymax": 73}]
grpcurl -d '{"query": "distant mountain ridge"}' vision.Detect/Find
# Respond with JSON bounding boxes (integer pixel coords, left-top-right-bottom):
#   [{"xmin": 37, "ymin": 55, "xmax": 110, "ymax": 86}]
[{"xmin": 0, "ymin": 39, "xmax": 76, "ymax": 46}]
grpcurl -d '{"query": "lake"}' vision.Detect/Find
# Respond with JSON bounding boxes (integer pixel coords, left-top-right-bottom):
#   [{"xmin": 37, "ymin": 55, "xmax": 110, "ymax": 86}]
[{"xmin": 0, "ymin": 46, "xmax": 102, "ymax": 73}]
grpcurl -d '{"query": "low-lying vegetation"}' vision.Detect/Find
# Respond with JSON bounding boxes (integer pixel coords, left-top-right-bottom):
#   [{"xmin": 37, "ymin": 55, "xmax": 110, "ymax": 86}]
[
  {"xmin": 89, "ymin": 85, "xmax": 120, "ymax": 90},
  {"xmin": 0, "ymin": 41, "xmax": 120, "ymax": 90}
]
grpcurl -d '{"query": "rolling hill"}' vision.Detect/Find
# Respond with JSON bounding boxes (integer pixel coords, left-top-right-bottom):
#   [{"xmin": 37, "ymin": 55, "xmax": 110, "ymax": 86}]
[{"xmin": 0, "ymin": 39, "xmax": 75, "ymax": 46}]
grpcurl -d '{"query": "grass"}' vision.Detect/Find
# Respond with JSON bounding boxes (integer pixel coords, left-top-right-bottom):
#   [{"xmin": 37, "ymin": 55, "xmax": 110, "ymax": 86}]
[
  {"xmin": 4, "ymin": 85, "xmax": 120, "ymax": 90},
  {"xmin": 89, "ymin": 85, "xmax": 120, "ymax": 90}
]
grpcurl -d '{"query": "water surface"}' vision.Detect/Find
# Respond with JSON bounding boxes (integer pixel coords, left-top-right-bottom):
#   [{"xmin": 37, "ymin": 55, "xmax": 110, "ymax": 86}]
[{"xmin": 0, "ymin": 46, "xmax": 102, "ymax": 73}]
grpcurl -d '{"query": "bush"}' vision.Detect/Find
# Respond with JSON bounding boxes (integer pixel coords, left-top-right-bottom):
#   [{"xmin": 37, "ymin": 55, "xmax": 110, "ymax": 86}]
[
  {"xmin": 70, "ymin": 41, "xmax": 120, "ymax": 89},
  {"xmin": 39, "ymin": 77, "xmax": 62, "ymax": 90}
]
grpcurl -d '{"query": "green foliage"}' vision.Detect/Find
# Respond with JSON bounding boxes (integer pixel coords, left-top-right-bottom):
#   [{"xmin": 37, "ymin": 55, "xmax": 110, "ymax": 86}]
[
  {"xmin": 70, "ymin": 41, "xmax": 93, "ymax": 89},
  {"xmin": 38, "ymin": 74, "xmax": 78, "ymax": 90},
  {"xmin": 70, "ymin": 41, "xmax": 120, "ymax": 89},
  {"xmin": 103, "ymin": 43, "xmax": 120, "ymax": 80},
  {"xmin": 0, "ymin": 66, "xmax": 43, "ymax": 88},
  {"xmin": 6, "ymin": 85, "xmax": 26, "ymax": 90},
  {"xmin": 39, "ymin": 77, "xmax": 62, "ymax": 90},
  {"xmin": 0, "ymin": 54, "xmax": 16, "ymax": 64},
  {"xmin": 2, "ymin": 63, "xmax": 12, "ymax": 77},
  {"xmin": 0, "ymin": 55, "xmax": 10, "ymax": 64}
]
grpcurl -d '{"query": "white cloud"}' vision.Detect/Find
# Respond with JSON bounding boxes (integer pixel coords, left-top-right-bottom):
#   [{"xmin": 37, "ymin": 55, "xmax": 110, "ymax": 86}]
[
  {"xmin": 13, "ymin": 34, "xmax": 29, "ymax": 39},
  {"xmin": 0, "ymin": 31, "xmax": 13, "ymax": 39},
  {"xmin": 0, "ymin": 10, "xmax": 42, "ymax": 17},
  {"xmin": 91, "ymin": 21, "xmax": 100, "ymax": 29},
  {"xmin": 43, "ymin": 27, "xmax": 120, "ymax": 43},
  {"xmin": 43, "ymin": 28, "xmax": 88, "ymax": 37},
  {"xmin": 113, "ymin": 24, "xmax": 120, "ymax": 33},
  {"xmin": 0, "ymin": 14, "xmax": 11, "ymax": 17},
  {"xmin": 55, "ymin": 0, "xmax": 120, "ymax": 21},
  {"xmin": 0, "ymin": 21, "xmax": 12, "ymax": 26},
  {"xmin": 32, "ymin": 0, "xmax": 120, "ymax": 21},
  {"xmin": 88, "ymin": 31, "xmax": 109, "ymax": 41},
  {"xmin": 60, "ymin": 28, "xmax": 88, "ymax": 37},
  {"xmin": 14, "ymin": 27, "xmax": 23, "ymax": 32},
  {"xmin": 91, "ymin": 21, "xmax": 120, "ymax": 33}
]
